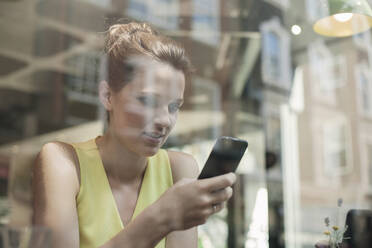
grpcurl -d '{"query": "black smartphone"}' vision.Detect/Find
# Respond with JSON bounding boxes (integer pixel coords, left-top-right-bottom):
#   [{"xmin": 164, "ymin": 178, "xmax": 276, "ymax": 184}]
[{"xmin": 198, "ymin": 136, "xmax": 248, "ymax": 179}]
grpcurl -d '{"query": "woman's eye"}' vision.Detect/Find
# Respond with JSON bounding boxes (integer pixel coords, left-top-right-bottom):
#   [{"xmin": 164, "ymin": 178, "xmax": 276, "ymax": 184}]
[
  {"xmin": 168, "ymin": 103, "xmax": 181, "ymax": 113},
  {"xmin": 138, "ymin": 96, "xmax": 157, "ymax": 107}
]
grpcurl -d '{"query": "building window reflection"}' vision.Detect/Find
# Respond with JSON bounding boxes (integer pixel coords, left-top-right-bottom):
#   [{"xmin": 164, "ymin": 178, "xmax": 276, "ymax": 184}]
[
  {"xmin": 322, "ymin": 118, "xmax": 353, "ymax": 176},
  {"xmin": 355, "ymin": 63, "xmax": 372, "ymax": 118},
  {"xmin": 260, "ymin": 17, "xmax": 291, "ymax": 91}
]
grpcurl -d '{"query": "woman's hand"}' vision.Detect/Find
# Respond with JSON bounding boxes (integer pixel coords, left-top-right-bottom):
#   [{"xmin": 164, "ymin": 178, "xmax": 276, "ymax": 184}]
[{"xmin": 156, "ymin": 173, "xmax": 236, "ymax": 231}]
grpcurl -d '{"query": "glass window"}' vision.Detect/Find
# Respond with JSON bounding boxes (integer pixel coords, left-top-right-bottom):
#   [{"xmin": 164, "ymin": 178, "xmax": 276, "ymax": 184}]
[{"xmin": 1, "ymin": 0, "xmax": 372, "ymax": 247}]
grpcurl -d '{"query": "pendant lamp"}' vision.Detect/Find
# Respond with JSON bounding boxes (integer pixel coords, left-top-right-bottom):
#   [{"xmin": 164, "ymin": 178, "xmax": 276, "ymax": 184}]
[{"xmin": 313, "ymin": 0, "xmax": 372, "ymax": 37}]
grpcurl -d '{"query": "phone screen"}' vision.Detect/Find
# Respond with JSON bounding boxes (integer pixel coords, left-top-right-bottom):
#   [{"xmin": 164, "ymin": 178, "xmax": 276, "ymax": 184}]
[{"xmin": 198, "ymin": 136, "xmax": 248, "ymax": 179}]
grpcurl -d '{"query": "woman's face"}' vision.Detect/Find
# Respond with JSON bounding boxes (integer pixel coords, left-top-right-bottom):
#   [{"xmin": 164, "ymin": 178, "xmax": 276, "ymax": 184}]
[{"xmin": 107, "ymin": 58, "xmax": 185, "ymax": 156}]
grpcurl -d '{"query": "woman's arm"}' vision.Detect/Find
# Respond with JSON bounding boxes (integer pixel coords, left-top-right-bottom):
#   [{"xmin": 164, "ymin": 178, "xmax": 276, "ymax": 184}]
[{"xmin": 32, "ymin": 142, "xmax": 81, "ymax": 248}]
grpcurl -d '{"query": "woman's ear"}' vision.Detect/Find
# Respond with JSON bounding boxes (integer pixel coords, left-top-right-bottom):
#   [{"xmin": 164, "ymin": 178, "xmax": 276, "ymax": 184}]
[{"xmin": 99, "ymin": 81, "xmax": 113, "ymax": 111}]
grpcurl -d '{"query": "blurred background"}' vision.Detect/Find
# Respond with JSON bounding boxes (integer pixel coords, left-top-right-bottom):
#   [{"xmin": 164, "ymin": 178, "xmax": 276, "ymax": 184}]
[{"xmin": 0, "ymin": 0, "xmax": 372, "ymax": 247}]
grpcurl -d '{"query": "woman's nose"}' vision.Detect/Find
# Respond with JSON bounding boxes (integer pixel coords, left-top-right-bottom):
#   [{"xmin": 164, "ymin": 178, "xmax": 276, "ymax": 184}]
[{"xmin": 153, "ymin": 106, "xmax": 171, "ymax": 128}]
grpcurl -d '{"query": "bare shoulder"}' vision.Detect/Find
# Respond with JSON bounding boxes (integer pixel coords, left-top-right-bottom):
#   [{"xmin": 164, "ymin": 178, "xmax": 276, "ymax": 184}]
[
  {"xmin": 34, "ymin": 141, "xmax": 80, "ymax": 189},
  {"xmin": 39, "ymin": 141, "xmax": 76, "ymax": 159},
  {"xmin": 167, "ymin": 150, "xmax": 199, "ymax": 182}
]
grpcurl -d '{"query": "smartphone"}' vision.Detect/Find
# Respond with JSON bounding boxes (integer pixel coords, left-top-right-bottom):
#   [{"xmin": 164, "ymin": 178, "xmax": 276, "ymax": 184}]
[{"xmin": 198, "ymin": 136, "xmax": 248, "ymax": 179}]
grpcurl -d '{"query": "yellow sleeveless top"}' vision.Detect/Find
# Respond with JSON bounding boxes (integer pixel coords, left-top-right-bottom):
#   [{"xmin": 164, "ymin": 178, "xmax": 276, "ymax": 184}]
[{"xmin": 72, "ymin": 138, "xmax": 173, "ymax": 248}]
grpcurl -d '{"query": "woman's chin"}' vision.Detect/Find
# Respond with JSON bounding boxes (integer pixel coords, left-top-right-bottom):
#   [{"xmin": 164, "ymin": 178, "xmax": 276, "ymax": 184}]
[{"xmin": 141, "ymin": 144, "xmax": 161, "ymax": 157}]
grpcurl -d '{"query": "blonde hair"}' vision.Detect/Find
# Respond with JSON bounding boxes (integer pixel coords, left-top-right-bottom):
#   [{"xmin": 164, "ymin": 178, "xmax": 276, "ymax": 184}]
[{"xmin": 104, "ymin": 22, "xmax": 193, "ymax": 91}]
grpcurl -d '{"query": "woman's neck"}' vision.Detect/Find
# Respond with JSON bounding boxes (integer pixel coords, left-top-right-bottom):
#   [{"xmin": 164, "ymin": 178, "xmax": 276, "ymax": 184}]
[{"xmin": 96, "ymin": 132, "xmax": 148, "ymax": 184}]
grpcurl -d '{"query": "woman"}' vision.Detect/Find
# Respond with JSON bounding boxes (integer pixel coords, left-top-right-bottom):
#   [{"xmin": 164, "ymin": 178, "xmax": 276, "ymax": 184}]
[{"xmin": 32, "ymin": 22, "xmax": 236, "ymax": 248}]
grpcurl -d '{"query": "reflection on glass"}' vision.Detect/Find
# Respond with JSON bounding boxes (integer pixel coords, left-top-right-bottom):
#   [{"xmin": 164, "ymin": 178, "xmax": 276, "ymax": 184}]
[
  {"xmin": 0, "ymin": 226, "xmax": 51, "ymax": 248},
  {"xmin": 368, "ymin": 144, "xmax": 372, "ymax": 189},
  {"xmin": 266, "ymin": 32, "xmax": 280, "ymax": 80},
  {"xmin": 355, "ymin": 63, "xmax": 372, "ymax": 117},
  {"xmin": 260, "ymin": 17, "xmax": 291, "ymax": 90},
  {"xmin": 1, "ymin": 0, "xmax": 372, "ymax": 247},
  {"xmin": 322, "ymin": 119, "xmax": 352, "ymax": 176}
]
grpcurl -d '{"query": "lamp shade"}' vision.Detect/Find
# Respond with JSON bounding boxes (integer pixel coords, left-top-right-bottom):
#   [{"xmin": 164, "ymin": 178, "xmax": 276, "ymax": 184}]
[{"xmin": 313, "ymin": 0, "xmax": 372, "ymax": 37}]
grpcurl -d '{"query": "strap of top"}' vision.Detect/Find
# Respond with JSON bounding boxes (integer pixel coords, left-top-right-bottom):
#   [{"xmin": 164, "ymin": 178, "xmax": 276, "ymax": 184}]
[{"xmin": 72, "ymin": 138, "xmax": 123, "ymax": 247}]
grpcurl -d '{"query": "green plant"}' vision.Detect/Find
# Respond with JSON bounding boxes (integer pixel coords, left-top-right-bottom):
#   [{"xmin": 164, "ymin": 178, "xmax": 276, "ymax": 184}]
[{"xmin": 322, "ymin": 199, "xmax": 349, "ymax": 248}]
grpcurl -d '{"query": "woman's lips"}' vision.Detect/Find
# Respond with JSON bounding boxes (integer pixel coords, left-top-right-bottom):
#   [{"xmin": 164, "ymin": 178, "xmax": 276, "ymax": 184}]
[{"xmin": 142, "ymin": 132, "xmax": 165, "ymax": 145}]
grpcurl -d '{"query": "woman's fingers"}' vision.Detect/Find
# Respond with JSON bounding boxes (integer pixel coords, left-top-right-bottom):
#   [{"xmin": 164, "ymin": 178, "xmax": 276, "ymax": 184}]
[
  {"xmin": 200, "ymin": 203, "xmax": 224, "ymax": 220},
  {"xmin": 212, "ymin": 203, "xmax": 224, "ymax": 214},
  {"xmin": 165, "ymin": 173, "xmax": 236, "ymax": 230},
  {"xmin": 199, "ymin": 173, "xmax": 236, "ymax": 192},
  {"xmin": 201, "ymin": 203, "xmax": 224, "ymax": 218},
  {"xmin": 196, "ymin": 174, "xmax": 235, "ymax": 217},
  {"xmin": 210, "ymin": 187, "xmax": 233, "ymax": 204}
]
